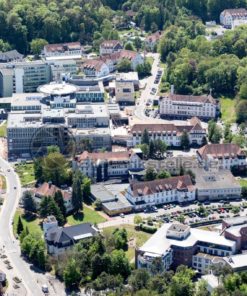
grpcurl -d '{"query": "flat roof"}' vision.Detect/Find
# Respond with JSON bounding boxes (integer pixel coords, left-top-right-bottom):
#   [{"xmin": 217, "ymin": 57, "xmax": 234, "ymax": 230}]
[
  {"xmin": 194, "ymin": 168, "xmax": 241, "ymax": 190},
  {"xmin": 139, "ymin": 223, "xmax": 236, "ymax": 256},
  {"xmin": 224, "ymin": 254, "xmax": 247, "ymax": 269},
  {"xmin": 11, "ymin": 93, "xmax": 44, "ymax": 106},
  {"xmin": 116, "ymin": 72, "xmax": 139, "ymax": 81},
  {"xmin": 38, "ymin": 82, "xmax": 78, "ymax": 96}
]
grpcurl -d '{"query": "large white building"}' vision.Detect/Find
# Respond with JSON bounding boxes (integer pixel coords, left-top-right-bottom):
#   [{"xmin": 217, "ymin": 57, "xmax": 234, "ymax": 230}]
[
  {"xmin": 127, "ymin": 117, "xmax": 206, "ymax": 148},
  {"xmin": 74, "ymin": 150, "xmax": 144, "ymax": 182},
  {"xmin": 43, "ymin": 42, "xmax": 83, "ymax": 60},
  {"xmin": 220, "ymin": 8, "xmax": 247, "ymax": 28},
  {"xmin": 159, "ymin": 93, "xmax": 217, "ymax": 120},
  {"xmin": 197, "ymin": 143, "xmax": 247, "ymax": 170},
  {"xmin": 137, "ymin": 222, "xmax": 237, "ymax": 272},
  {"xmin": 99, "ymin": 40, "xmax": 123, "ymax": 56},
  {"xmin": 126, "ymin": 175, "xmax": 196, "ymax": 210},
  {"xmin": 83, "ymin": 59, "xmax": 110, "ymax": 78}
]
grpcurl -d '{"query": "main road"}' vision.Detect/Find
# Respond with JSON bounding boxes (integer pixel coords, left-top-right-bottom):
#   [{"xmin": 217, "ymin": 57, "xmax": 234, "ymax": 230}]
[{"xmin": 0, "ymin": 157, "xmax": 63, "ymax": 296}]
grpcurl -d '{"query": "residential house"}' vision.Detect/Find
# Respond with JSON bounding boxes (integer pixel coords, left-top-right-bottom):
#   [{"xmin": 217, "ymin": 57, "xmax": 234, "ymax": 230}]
[
  {"xmin": 126, "ymin": 175, "xmax": 196, "ymax": 211},
  {"xmin": 74, "ymin": 150, "xmax": 144, "ymax": 182},
  {"xmin": 127, "ymin": 117, "xmax": 207, "ymax": 147},
  {"xmin": 83, "ymin": 59, "xmax": 110, "ymax": 78},
  {"xmin": 197, "ymin": 143, "xmax": 247, "ymax": 170},
  {"xmin": 34, "ymin": 182, "xmax": 73, "ymax": 213},
  {"xmin": 159, "ymin": 93, "xmax": 217, "ymax": 120},
  {"xmin": 145, "ymin": 31, "xmax": 163, "ymax": 51},
  {"xmin": 43, "ymin": 217, "xmax": 99, "ymax": 255},
  {"xmin": 99, "ymin": 40, "xmax": 123, "ymax": 55},
  {"xmin": 220, "ymin": 9, "xmax": 247, "ymax": 28}
]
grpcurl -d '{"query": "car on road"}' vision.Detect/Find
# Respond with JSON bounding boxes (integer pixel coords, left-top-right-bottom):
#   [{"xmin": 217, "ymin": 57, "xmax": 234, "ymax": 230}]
[
  {"xmin": 120, "ymin": 213, "xmax": 125, "ymax": 218},
  {"xmin": 13, "ymin": 186, "xmax": 16, "ymax": 189},
  {"xmin": 42, "ymin": 284, "xmax": 49, "ymax": 294}
]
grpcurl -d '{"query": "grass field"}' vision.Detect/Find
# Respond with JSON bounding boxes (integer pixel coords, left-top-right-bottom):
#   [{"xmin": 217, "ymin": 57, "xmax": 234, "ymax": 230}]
[
  {"xmin": 146, "ymin": 56, "xmax": 154, "ymax": 66},
  {"xmin": 15, "ymin": 162, "xmax": 36, "ymax": 186},
  {"xmin": 0, "ymin": 122, "xmax": 7, "ymax": 137},
  {"xmin": 240, "ymin": 179, "xmax": 247, "ymax": 187},
  {"xmin": 13, "ymin": 209, "xmax": 42, "ymax": 236},
  {"xmin": 103, "ymin": 225, "xmax": 151, "ymax": 261},
  {"xmin": 0, "ymin": 175, "xmax": 6, "ymax": 190},
  {"xmin": 220, "ymin": 97, "xmax": 236, "ymax": 123},
  {"xmin": 67, "ymin": 206, "xmax": 106, "ymax": 225}
]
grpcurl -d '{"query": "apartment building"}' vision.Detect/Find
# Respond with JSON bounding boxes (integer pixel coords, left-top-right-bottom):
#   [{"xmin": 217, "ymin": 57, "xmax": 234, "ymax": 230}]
[
  {"xmin": 194, "ymin": 168, "xmax": 242, "ymax": 201},
  {"xmin": 75, "ymin": 83, "xmax": 104, "ymax": 103},
  {"xmin": 220, "ymin": 8, "xmax": 247, "ymax": 28},
  {"xmin": 115, "ymin": 80, "xmax": 135, "ymax": 105},
  {"xmin": 126, "ymin": 175, "xmax": 196, "ymax": 211},
  {"xmin": 137, "ymin": 222, "xmax": 237, "ymax": 272},
  {"xmin": 83, "ymin": 59, "xmax": 110, "ymax": 78},
  {"xmin": 127, "ymin": 117, "xmax": 206, "ymax": 147},
  {"xmin": 159, "ymin": 93, "xmax": 217, "ymax": 120},
  {"xmin": 99, "ymin": 40, "xmax": 123, "ymax": 55},
  {"xmin": 10, "ymin": 93, "xmax": 44, "ymax": 112},
  {"xmin": 74, "ymin": 150, "xmax": 144, "ymax": 181},
  {"xmin": 48, "ymin": 59, "xmax": 77, "ymax": 81},
  {"xmin": 43, "ymin": 42, "xmax": 83, "ymax": 60},
  {"xmin": 116, "ymin": 72, "xmax": 139, "ymax": 90},
  {"xmin": 197, "ymin": 143, "xmax": 247, "ymax": 170}
]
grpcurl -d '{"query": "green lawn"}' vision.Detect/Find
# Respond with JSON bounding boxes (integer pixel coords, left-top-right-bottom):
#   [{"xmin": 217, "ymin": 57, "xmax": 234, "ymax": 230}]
[
  {"xmin": 67, "ymin": 206, "xmax": 106, "ymax": 225},
  {"xmin": 13, "ymin": 209, "xmax": 42, "ymax": 237},
  {"xmin": 220, "ymin": 97, "xmax": 236, "ymax": 124},
  {"xmin": 240, "ymin": 179, "xmax": 247, "ymax": 187},
  {"xmin": 146, "ymin": 56, "xmax": 154, "ymax": 66},
  {"xmin": 0, "ymin": 122, "xmax": 7, "ymax": 137},
  {"xmin": 0, "ymin": 175, "xmax": 6, "ymax": 190},
  {"xmin": 103, "ymin": 225, "xmax": 151, "ymax": 261},
  {"xmin": 15, "ymin": 162, "xmax": 36, "ymax": 186}
]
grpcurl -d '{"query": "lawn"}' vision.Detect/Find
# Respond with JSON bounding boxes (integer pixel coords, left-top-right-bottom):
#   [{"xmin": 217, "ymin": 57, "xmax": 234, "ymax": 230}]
[
  {"xmin": 0, "ymin": 175, "xmax": 6, "ymax": 190},
  {"xmin": 220, "ymin": 97, "xmax": 236, "ymax": 124},
  {"xmin": 67, "ymin": 206, "xmax": 106, "ymax": 225},
  {"xmin": 103, "ymin": 224, "xmax": 152, "ymax": 261},
  {"xmin": 240, "ymin": 179, "xmax": 247, "ymax": 187},
  {"xmin": 15, "ymin": 162, "xmax": 36, "ymax": 186},
  {"xmin": 13, "ymin": 209, "xmax": 42, "ymax": 237},
  {"xmin": 146, "ymin": 56, "xmax": 154, "ymax": 66},
  {"xmin": 0, "ymin": 121, "xmax": 7, "ymax": 137}
]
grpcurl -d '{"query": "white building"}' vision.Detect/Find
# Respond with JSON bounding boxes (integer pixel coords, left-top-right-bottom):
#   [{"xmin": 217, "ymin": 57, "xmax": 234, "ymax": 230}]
[
  {"xmin": 43, "ymin": 42, "xmax": 83, "ymax": 60},
  {"xmin": 83, "ymin": 59, "xmax": 110, "ymax": 78},
  {"xmin": 137, "ymin": 222, "xmax": 237, "ymax": 271},
  {"xmin": 197, "ymin": 143, "xmax": 247, "ymax": 170},
  {"xmin": 126, "ymin": 175, "xmax": 196, "ymax": 211},
  {"xmin": 220, "ymin": 8, "xmax": 247, "ymax": 28},
  {"xmin": 159, "ymin": 93, "xmax": 217, "ymax": 120},
  {"xmin": 115, "ymin": 80, "xmax": 135, "ymax": 105},
  {"xmin": 74, "ymin": 150, "xmax": 144, "ymax": 181},
  {"xmin": 48, "ymin": 59, "xmax": 77, "ymax": 81},
  {"xmin": 127, "ymin": 117, "xmax": 206, "ymax": 148},
  {"xmin": 99, "ymin": 40, "xmax": 123, "ymax": 55}
]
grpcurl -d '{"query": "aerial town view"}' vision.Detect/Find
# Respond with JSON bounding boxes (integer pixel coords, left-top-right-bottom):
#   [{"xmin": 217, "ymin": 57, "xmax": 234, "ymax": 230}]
[{"xmin": 0, "ymin": 1, "xmax": 247, "ymax": 295}]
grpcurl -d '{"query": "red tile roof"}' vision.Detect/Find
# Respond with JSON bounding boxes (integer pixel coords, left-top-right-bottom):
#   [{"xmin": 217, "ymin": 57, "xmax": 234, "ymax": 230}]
[
  {"xmin": 34, "ymin": 182, "xmax": 72, "ymax": 201},
  {"xmin": 77, "ymin": 151, "xmax": 131, "ymax": 163},
  {"xmin": 222, "ymin": 8, "xmax": 247, "ymax": 17},
  {"xmin": 44, "ymin": 42, "xmax": 81, "ymax": 53},
  {"xmin": 131, "ymin": 175, "xmax": 194, "ymax": 197},
  {"xmin": 83, "ymin": 59, "xmax": 106, "ymax": 72},
  {"xmin": 197, "ymin": 144, "xmax": 246, "ymax": 160},
  {"xmin": 163, "ymin": 94, "xmax": 216, "ymax": 105},
  {"xmin": 100, "ymin": 40, "xmax": 123, "ymax": 49},
  {"xmin": 145, "ymin": 31, "xmax": 163, "ymax": 43}
]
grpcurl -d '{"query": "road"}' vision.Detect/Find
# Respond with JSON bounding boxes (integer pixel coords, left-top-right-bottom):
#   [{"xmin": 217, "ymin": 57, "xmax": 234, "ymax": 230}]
[
  {"xmin": 135, "ymin": 53, "xmax": 160, "ymax": 120},
  {"xmin": 0, "ymin": 157, "xmax": 65, "ymax": 296}
]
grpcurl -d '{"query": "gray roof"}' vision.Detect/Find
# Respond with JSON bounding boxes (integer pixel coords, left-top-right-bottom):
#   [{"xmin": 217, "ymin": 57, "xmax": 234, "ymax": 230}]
[
  {"xmin": 0, "ymin": 50, "xmax": 23, "ymax": 62},
  {"xmin": 46, "ymin": 223, "xmax": 98, "ymax": 244}
]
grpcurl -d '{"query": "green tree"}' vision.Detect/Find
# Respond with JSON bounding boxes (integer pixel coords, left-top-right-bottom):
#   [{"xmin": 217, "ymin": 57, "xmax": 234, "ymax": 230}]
[
  {"xmin": 39, "ymin": 196, "xmax": 65, "ymax": 225},
  {"xmin": 94, "ymin": 198, "xmax": 102, "ymax": 210},
  {"xmin": 134, "ymin": 215, "xmax": 143, "ymax": 225},
  {"xmin": 149, "ymin": 140, "xmax": 155, "ymax": 159},
  {"xmin": 128, "ymin": 269, "xmax": 150, "ymax": 292},
  {"xmin": 141, "ymin": 129, "xmax": 150, "ymax": 145},
  {"xmin": 72, "ymin": 170, "xmax": 83, "ymax": 213},
  {"xmin": 157, "ymin": 170, "xmax": 171, "ymax": 179},
  {"xmin": 17, "ymin": 216, "xmax": 24, "ymax": 235},
  {"xmin": 22, "ymin": 191, "xmax": 37, "ymax": 213},
  {"xmin": 54, "ymin": 190, "xmax": 66, "ymax": 219},
  {"xmin": 236, "ymin": 100, "xmax": 247, "ymax": 124},
  {"xmin": 117, "ymin": 58, "xmax": 132, "ymax": 72},
  {"xmin": 112, "ymin": 228, "xmax": 128, "ymax": 250},
  {"xmin": 154, "ymin": 139, "xmax": 167, "ymax": 158},
  {"xmin": 181, "ymin": 131, "xmax": 190, "ymax": 150},
  {"xmin": 224, "ymin": 124, "xmax": 233, "ymax": 143},
  {"xmin": 144, "ymin": 167, "xmax": 157, "ymax": 181},
  {"xmin": 82, "ymin": 177, "xmax": 91, "ymax": 203},
  {"xmin": 63, "ymin": 259, "xmax": 81, "ymax": 289},
  {"xmin": 30, "ymin": 38, "xmax": 48, "ymax": 56},
  {"xmin": 110, "ymin": 249, "xmax": 131, "ymax": 279},
  {"xmin": 137, "ymin": 144, "xmax": 149, "ymax": 159},
  {"xmin": 125, "ymin": 42, "xmax": 135, "ymax": 51}
]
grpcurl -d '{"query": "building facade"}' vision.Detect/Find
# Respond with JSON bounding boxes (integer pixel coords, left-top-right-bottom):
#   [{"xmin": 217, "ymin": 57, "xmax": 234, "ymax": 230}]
[
  {"xmin": 220, "ymin": 9, "xmax": 247, "ymax": 28},
  {"xmin": 74, "ymin": 150, "xmax": 144, "ymax": 181},
  {"xmin": 127, "ymin": 117, "xmax": 206, "ymax": 148},
  {"xmin": 126, "ymin": 175, "xmax": 196, "ymax": 210},
  {"xmin": 99, "ymin": 40, "xmax": 123, "ymax": 55},
  {"xmin": 159, "ymin": 93, "xmax": 217, "ymax": 120},
  {"xmin": 197, "ymin": 143, "xmax": 247, "ymax": 170},
  {"xmin": 115, "ymin": 80, "xmax": 135, "ymax": 105}
]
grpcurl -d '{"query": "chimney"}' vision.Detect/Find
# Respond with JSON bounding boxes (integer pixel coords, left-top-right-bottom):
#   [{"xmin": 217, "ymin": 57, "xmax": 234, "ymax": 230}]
[{"xmin": 171, "ymin": 85, "xmax": 174, "ymax": 95}]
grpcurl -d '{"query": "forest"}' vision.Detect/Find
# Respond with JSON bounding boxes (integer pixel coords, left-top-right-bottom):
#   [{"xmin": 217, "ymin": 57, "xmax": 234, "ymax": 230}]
[{"xmin": 0, "ymin": 0, "xmax": 246, "ymax": 53}]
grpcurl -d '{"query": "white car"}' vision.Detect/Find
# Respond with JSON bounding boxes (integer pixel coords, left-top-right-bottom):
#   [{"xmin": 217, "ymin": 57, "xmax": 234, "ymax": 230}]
[
  {"xmin": 120, "ymin": 213, "xmax": 125, "ymax": 218},
  {"xmin": 42, "ymin": 284, "xmax": 49, "ymax": 293}
]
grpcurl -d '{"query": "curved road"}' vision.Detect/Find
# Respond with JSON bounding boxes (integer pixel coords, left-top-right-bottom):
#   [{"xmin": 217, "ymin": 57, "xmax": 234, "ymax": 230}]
[{"xmin": 0, "ymin": 157, "xmax": 44, "ymax": 296}]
